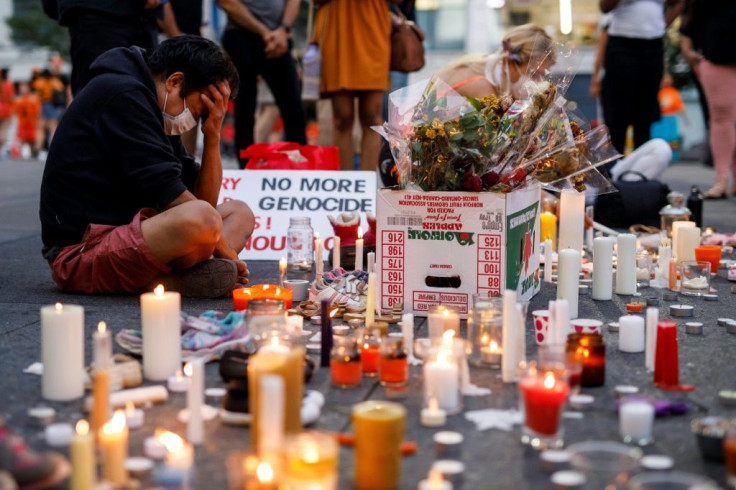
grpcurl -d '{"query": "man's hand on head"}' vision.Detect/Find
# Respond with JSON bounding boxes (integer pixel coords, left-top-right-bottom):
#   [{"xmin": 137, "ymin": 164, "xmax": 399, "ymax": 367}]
[{"xmin": 200, "ymin": 81, "xmax": 231, "ymax": 139}]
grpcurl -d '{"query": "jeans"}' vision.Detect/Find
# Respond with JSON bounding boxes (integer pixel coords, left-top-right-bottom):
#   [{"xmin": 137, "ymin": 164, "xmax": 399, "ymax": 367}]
[
  {"xmin": 222, "ymin": 27, "xmax": 306, "ymax": 168},
  {"xmin": 68, "ymin": 10, "xmax": 158, "ymax": 95}
]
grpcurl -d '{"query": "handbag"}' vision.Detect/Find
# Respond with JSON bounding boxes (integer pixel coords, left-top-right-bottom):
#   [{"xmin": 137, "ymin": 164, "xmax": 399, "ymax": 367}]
[
  {"xmin": 389, "ymin": 7, "xmax": 425, "ymax": 74},
  {"xmin": 594, "ymin": 171, "xmax": 670, "ymax": 228},
  {"xmin": 240, "ymin": 142, "xmax": 340, "ymax": 171}
]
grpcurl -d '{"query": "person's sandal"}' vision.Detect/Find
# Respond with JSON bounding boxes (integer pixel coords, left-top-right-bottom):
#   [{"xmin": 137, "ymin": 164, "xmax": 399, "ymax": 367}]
[{"xmin": 151, "ymin": 258, "xmax": 238, "ymax": 298}]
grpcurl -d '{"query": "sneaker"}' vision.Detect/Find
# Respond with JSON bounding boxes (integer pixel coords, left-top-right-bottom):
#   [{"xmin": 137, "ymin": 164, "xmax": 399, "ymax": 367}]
[{"xmin": 152, "ymin": 258, "xmax": 238, "ymax": 298}]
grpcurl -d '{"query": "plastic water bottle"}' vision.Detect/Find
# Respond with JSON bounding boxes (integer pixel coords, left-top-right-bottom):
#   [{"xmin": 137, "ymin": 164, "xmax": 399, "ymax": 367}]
[
  {"xmin": 302, "ymin": 44, "xmax": 320, "ymax": 101},
  {"xmin": 686, "ymin": 186, "xmax": 703, "ymax": 228},
  {"xmin": 287, "ymin": 217, "xmax": 314, "ymax": 272}
]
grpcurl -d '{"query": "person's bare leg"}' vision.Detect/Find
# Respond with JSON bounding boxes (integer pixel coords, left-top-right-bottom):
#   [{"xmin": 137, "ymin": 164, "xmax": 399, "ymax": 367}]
[
  {"xmin": 141, "ymin": 200, "xmax": 223, "ymax": 269},
  {"xmin": 217, "ymin": 199, "xmax": 255, "ymax": 254},
  {"xmin": 331, "ymin": 91, "xmax": 356, "ymax": 170},
  {"xmin": 357, "ymin": 90, "xmax": 384, "ymax": 171}
]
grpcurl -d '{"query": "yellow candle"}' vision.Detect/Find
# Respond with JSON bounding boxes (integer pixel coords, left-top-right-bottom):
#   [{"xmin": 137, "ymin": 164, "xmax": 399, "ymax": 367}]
[
  {"xmin": 90, "ymin": 369, "xmax": 109, "ymax": 436},
  {"xmin": 249, "ymin": 342, "xmax": 305, "ymax": 449},
  {"xmin": 99, "ymin": 410, "xmax": 128, "ymax": 486},
  {"xmin": 70, "ymin": 420, "xmax": 95, "ymax": 490},
  {"xmin": 540, "ymin": 212, "xmax": 557, "ymax": 252},
  {"xmin": 285, "ymin": 432, "xmax": 338, "ymax": 489},
  {"xmin": 353, "ymin": 400, "xmax": 406, "ymax": 490}
]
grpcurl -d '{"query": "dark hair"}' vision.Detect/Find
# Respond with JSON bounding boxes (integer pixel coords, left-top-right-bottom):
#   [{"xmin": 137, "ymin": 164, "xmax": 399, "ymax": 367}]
[{"xmin": 147, "ymin": 35, "xmax": 240, "ymax": 99}]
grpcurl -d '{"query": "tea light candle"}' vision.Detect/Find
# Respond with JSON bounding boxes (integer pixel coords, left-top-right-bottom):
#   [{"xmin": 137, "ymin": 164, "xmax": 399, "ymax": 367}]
[
  {"xmin": 645, "ymin": 308, "xmax": 658, "ymax": 371},
  {"xmin": 703, "ymin": 294, "xmax": 718, "ymax": 302},
  {"xmin": 640, "ymin": 455, "xmax": 673, "ymax": 471},
  {"xmin": 663, "ymin": 291, "xmax": 677, "ymax": 302},
  {"xmin": 418, "ymin": 469, "xmax": 452, "ymax": 490},
  {"xmin": 480, "ymin": 340, "xmax": 502, "ymax": 365},
  {"xmin": 614, "ymin": 385, "xmax": 639, "ymax": 398},
  {"xmin": 544, "ymin": 239, "xmax": 554, "ymax": 283},
  {"xmin": 28, "ymin": 406, "xmax": 55, "ymax": 426},
  {"xmin": 619, "ymin": 315, "xmax": 645, "ymax": 353},
  {"xmin": 540, "ymin": 449, "xmax": 571, "ymax": 473},
  {"xmin": 167, "ymin": 370, "xmax": 188, "ymax": 393},
  {"xmin": 616, "ymin": 234, "xmax": 637, "ymax": 295},
  {"xmin": 355, "ymin": 227, "xmax": 364, "ymax": 272},
  {"xmin": 669, "ymin": 304, "xmax": 694, "ymax": 317},
  {"xmin": 551, "ymin": 470, "xmax": 587, "ymax": 489},
  {"xmin": 284, "ymin": 432, "xmax": 338, "ymax": 490},
  {"xmin": 685, "ymin": 322, "xmax": 704, "ymax": 335},
  {"xmin": 45, "ymin": 422, "xmax": 74, "ymax": 447},
  {"xmin": 434, "ymin": 431, "xmax": 463, "ymax": 459},
  {"xmin": 420, "ymin": 397, "xmax": 447, "ymax": 427},
  {"xmin": 718, "ymin": 318, "xmax": 733, "ymax": 327},
  {"xmin": 99, "ymin": 410, "xmax": 129, "ymax": 487},
  {"xmin": 145, "ymin": 430, "xmax": 175, "ymax": 460},
  {"xmin": 125, "ymin": 401, "xmax": 144, "ymax": 429},
  {"xmin": 41, "ymin": 303, "xmax": 85, "ymax": 401},
  {"xmin": 608, "ymin": 322, "xmax": 620, "ymax": 333},
  {"xmin": 557, "ymin": 249, "xmax": 581, "ymax": 319},
  {"xmin": 592, "ymin": 239, "xmax": 615, "ymax": 300},
  {"xmin": 314, "ymin": 233, "xmax": 323, "ymax": 279},
  {"xmin": 141, "ymin": 285, "xmax": 181, "ymax": 381},
  {"xmin": 558, "ymin": 189, "xmax": 585, "ymax": 253},
  {"xmin": 185, "ymin": 361, "xmax": 204, "ymax": 445},
  {"xmin": 333, "ymin": 235, "xmax": 341, "ymax": 269},
  {"xmin": 431, "ymin": 460, "xmax": 465, "ymax": 487},
  {"xmin": 162, "ymin": 433, "xmax": 193, "ymax": 486},
  {"xmin": 279, "ymin": 257, "xmax": 287, "ymax": 287},
  {"xmin": 70, "ymin": 420, "xmax": 95, "ymax": 490}
]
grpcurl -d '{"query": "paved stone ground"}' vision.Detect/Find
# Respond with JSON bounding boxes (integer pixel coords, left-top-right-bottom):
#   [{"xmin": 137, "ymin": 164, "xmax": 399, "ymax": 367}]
[{"xmin": 1, "ymin": 153, "xmax": 735, "ymax": 488}]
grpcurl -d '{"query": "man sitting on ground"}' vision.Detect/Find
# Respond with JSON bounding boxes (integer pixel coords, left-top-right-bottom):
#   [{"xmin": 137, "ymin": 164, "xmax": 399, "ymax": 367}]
[{"xmin": 40, "ymin": 35, "xmax": 254, "ymax": 297}]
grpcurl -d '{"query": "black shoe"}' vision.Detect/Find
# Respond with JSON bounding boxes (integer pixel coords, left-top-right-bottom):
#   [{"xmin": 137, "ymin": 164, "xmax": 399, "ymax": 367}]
[{"xmin": 152, "ymin": 258, "xmax": 238, "ymax": 298}]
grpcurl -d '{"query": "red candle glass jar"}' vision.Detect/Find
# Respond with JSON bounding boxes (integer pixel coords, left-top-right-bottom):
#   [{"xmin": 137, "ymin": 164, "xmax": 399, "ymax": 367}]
[
  {"xmin": 331, "ymin": 336, "xmax": 361, "ymax": 388},
  {"xmin": 359, "ymin": 328, "xmax": 381, "ymax": 377},
  {"xmin": 379, "ymin": 335, "xmax": 408, "ymax": 388},
  {"xmin": 566, "ymin": 333, "xmax": 606, "ymax": 387}
]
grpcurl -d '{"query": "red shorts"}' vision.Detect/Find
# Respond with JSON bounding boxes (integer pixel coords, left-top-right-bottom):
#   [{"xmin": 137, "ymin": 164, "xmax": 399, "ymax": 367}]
[{"xmin": 49, "ymin": 208, "xmax": 171, "ymax": 294}]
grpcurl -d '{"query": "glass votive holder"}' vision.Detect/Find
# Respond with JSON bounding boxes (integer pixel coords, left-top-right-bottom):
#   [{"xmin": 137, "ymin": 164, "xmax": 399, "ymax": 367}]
[
  {"xmin": 226, "ymin": 452, "xmax": 277, "ymax": 490},
  {"xmin": 330, "ymin": 335, "xmax": 361, "ymax": 388},
  {"xmin": 518, "ymin": 361, "xmax": 569, "ymax": 450},
  {"xmin": 246, "ymin": 298, "xmax": 287, "ymax": 337},
  {"xmin": 636, "ymin": 253, "xmax": 654, "ymax": 288},
  {"xmin": 568, "ymin": 441, "xmax": 642, "ymax": 490},
  {"xmin": 468, "ymin": 296, "xmax": 503, "ymax": 368},
  {"xmin": 628, "ymin": 471, "xmax": 719, "ymax": 490},
  {"xmin": 358, "ymin": 328, "xmax": 381, "ymax": 377},
  {"xmin": 379, "ymin": 335, "xmax": 408, "ymax": 388},
  {"xmin": 427, "ymin": 304, "xmax": 461, "ymax": 340},
  {"xmin": 679, "ymin": 260, "xmax": 711, "ymax": 296},
  {"xmin": 566, "ymin": 333, "xmax": 605, "ymax": 387},
  {"xmin": 538, "ymin": 343, "xmax": 583, "ymax": 396},
  {"xmin": 619, "ymin": 396, "xmax": 655, "ymax": 446},
  {"xmin": 694, "ymin": 245, "xmax": 722, "ymax": 275},
  {"xmin": 423, "ymin": 343, "xmax": 462, "ymax": 415},
  {"xmin": 284, "ymin": 431, "xmax": 339, "ymax": 490}
]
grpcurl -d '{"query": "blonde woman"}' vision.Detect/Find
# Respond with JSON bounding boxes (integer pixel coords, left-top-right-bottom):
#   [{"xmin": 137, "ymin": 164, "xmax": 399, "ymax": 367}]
[{"xmin": 437, "ymin": 24, "xmax": 557, "ymax": 99}]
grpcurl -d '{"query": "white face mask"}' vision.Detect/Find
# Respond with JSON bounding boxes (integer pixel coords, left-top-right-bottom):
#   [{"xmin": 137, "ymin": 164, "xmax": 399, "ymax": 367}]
[{"xmin": 162, "ymin": 92, "xmax": 198, "ymax": 135}]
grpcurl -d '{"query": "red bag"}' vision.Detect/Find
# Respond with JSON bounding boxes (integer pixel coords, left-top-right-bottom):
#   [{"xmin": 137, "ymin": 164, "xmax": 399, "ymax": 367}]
[{"xmin": 240, "ymin": 142, "xmax": 340, "ymax": 171}]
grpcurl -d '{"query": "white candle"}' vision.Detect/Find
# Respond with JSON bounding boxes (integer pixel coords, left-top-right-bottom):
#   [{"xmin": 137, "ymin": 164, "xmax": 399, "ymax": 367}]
[
  {"xmin": 259, "ymin": 375, "xmax": 285, "ymax": 460},
  {"xmin": 70, "ymin": 420, "xmax": 95, "ymax": 490},
  {"xmin": 333, "ymin": 236, "xmax": 341, "ymax": 270},
  {"xmin": 355, "ymin": 227, "xmax": 364, "ymax": 272},
  {"xmin": 125, "ymin": 401, "xmax": 145, "ymax": 430},
  {"xmin": 592, "ymin": 237, "xmax": 615, "ymax": 300},
  {"xmin": 141, "ymin": 285, "xmax": 181, "ymax": 381},
  {"xmin": 557, "ymin": 249, "xmax": 581, "ymax": 319},
  {"xmin": 401, "ymin": 313, "xmax": 414, "ymax": 359},
  {"xmin": 553, "ymin": 299, "xmax": 570, "ymax": 345},
  {"xmin": 424, "ymin": 350, "xmax": 460, "ymax": 412},
  {"xmin": 185, "ymin": 361, "xmax": 204, "ymax": 445},
  {"xmin": 167, "ymin": 370, "xmax": 188, "ymax": 393},
  {"xmin": 93, "ymin": 321, "xmax": 113, "ymax": 371},
  {"xmin": 558, "ymin": 189, "xmax": 585, "ymax": 252},
  {"xmin": 41, "ymin": 303, "xmax": 85, "ymax": 401},
  {"xmin": 677, "ymin": 226, "xmax": 701, "ymax": 263},
  {"xmin": 162, "ymin": 433, "xmax": 193, "ymax": 484},
  {"xmin": 427, "ymin": 307, "xmax": 445, "ymax": 340},
  {"xmin": 367, "ymin": 252, "xmax": 375, "ymax": 274},
  {"xmin": 515, "ymin": 303, "xmax": 526, "ymax": 365},
  {"xmin": 420, "ymin": 398, "xmax": 447, "ymax": 427},
  {"xmin": 544, "ymin": 239, "xmax": 553, "ymax": 283},
  {"xmin": 658, "ymin": 244, "xmax": 671, "ymax": 283},
  {"xmin": 618, "ymin": 315, "xmax": 645, "ymax": 353},
  {"xmin": 585, "ymin": 206, "xmax": 595, "ymax": 251},
  {"xmin": 620, "ymin": 400, "xmax": 654, "ymax": 443},
  {"xmin": 365, "ymin": 272, "xmax": 377, "ymax": 326},
  {"xmin": 547, "ymin": 300, "xmax": 557, "ymax": 347},
  {"xmin": 672, "ymin": 221, "xmax": 695, "ymax": 260},
  {"xmin": 502, "ymin": 290, "xmax": 518, "ymax": 383},
  {"xmin": 418, "ymin": 469, "xmax": 452, "ymax": 490},
  {"xmin": 645, "ymin": 307, "xmax": 658, "ymax": 372},
  {"xmin": 615, "ymin": 234, "xmax": 637, "ymax": 295},
  {"xmin": 279, "ymin": 257, "xmax": 287, "ymax": 287},
  {"xmin": 314, "ymin": 233, "xmax": 323, "ymax": 278},
  {"xmin": 86, "ymin": 385, "xmax": 169, "ymax": 412},
  {"xmin": 45, "ymin": 423, "xmax": 74, "ymax": 447}
]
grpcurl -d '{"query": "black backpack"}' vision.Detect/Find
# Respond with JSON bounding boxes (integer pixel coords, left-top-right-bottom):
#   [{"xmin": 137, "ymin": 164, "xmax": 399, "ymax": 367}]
[{"xmin": 594, "ymin": 171, "xmax": 670, "ymax": 228}]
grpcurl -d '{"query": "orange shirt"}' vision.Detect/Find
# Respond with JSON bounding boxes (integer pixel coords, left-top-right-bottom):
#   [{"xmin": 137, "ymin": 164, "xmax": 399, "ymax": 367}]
[
  {"xmin": 0, "ymin": 81, "xmax": 15, "ymax": 118},
  {"xmin": 32, "ymin": 77, "xmax": 64, "ymax": 103},
  {"xmin": 13, "ymin": 95, "xmax": 41, "ymax": 140}
]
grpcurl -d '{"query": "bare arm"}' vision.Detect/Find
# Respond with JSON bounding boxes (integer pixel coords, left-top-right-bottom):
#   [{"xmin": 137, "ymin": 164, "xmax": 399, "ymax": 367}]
[
  {"xmin": 590, "ymin": 28, "xmax": 608, "ymax": 98},
  {"xmin": 216, "ymin": 0, "xmax": 270, "ymax": 39},
  {"xmin": 281, "ymin": 0, "xmax": 299, "ymax": 28},
  {"xmin": 680, "ymin": 34, "xmax": 702, "ymax": 79},
  {"xmin": 665, "ymin": 0, "xmax": 684, "ymax": 26},
  {"xmin": 599, "ymin": 0, "xmax": 620, "ymax": 13},
  {"xmin": 157, "ymin": 3, "xmax": 182, "ymax": 37},
  {"xmin": 192, "ymin": 81, "xmax": 231, "ymax": 207}
]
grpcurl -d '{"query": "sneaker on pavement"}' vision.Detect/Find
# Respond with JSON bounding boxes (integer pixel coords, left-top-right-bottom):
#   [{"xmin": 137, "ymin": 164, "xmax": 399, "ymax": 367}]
[{"xmin": 151, "ymin": 258, "xmax": 238, "ymax": 298}]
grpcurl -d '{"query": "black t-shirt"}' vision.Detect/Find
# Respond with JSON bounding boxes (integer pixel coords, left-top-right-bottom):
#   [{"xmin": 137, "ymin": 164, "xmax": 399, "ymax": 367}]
[
  {"xmin": 40, "ymin": 47, "xmax": 199, "ymax": 259},
  {"xmin": 170, "ymin": 0, "xmax": 203, "ymax": 35},
  {"xmin": 680, "ymin": 0, "xmax": 736, "ymax": 65}
]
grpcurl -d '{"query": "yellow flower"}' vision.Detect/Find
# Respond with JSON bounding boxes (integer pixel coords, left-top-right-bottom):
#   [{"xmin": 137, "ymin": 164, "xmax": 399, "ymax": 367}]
[{"xmin": 425, "ymin": 129, "xmax": 436, "ymax": 139}]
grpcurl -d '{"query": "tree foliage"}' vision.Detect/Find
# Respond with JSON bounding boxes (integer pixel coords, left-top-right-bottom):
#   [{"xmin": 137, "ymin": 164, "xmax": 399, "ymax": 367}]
[{"xmin": 6, "ymin": 0, "xmax": 68, "ymax": 56}]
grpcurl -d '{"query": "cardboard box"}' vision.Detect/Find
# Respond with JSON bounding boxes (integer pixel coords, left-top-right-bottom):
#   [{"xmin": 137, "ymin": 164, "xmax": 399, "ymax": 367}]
[{"xmin": 377, "ymin": 185, "xmax": 541, "ymax": 317}]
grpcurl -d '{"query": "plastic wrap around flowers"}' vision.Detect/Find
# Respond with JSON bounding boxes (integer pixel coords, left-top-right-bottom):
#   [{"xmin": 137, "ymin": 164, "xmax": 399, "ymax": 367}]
[{"xmin": 376, "ymin": 41, "xmax": 620, "ymax": 195}]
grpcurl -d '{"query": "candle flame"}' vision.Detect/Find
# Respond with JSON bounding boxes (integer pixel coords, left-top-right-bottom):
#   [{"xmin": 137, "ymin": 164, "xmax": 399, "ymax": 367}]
[
  {"xmin": 175, "ymin": 369, "xmax": 183, "ymax": 380},
  {"xmin": 275, "ymin": 287, "xmax": 281, "ymax": 295},
  {"xmin": 157, "ymin": 430, "xmax": 184, "ymax": 453},
  {"xmin": 154, "ymin": 284, "xmax": 164, "ymax": 296},
  {"xmin": 302, "ymin": 443, "xmax": 320, "ymax": 464},
  {"xmin": 184, "ymin": 363, "xmax": 193, "ymax": 377},
  {"xmin": 428, "ymin": 469, "xmax": 444, "ymax": 483},
  {"xmin": 490, "ymin": 340, "xmax": 499, "ymax": 352},
  {"xmin": 480, "ymin": 333, "xmax": 489, "ymax": 344},
  {"xmin": 279, "ymin": 257, "xmax": 287, "ymax": 267},
  {"xmin": 442, "ymin": 329, "xmax": 455, "ymax": 346},
  {"xmin": 428, "ymin": 397, "xmax": 439, "ymax": 411},
  {"xmin": 314, "ymin": 232, "xmax": 320, "ymax": 239},
  {"xmin": 102, "ymin": 410, "xmax": 127, "ymax": 434},
  {"xmin": 543, "ymin": 372, "xmax": 556, "ymax": 389},
  {"xmin": 256, "ymin": 462, "xmax": 274, "ymax": 483},
  {"xmin": 357, "ymin": 227, "xmax": 363, "ymax": 239},
  {"xmin": 329, "ymin": 307, "xmax": 338, "ymax": 318},
  {"xmin": 97, "ymin": 321, "xmax": 107, "ymax": 334},
  {"xmin": 125, "ymin": 401, "xmax": 135, "ymax": 415},
  {"xmin": 76, "ymin": 419, "xmax": 89, "ymax": 436},
  {"xmin": 55, "ymin": 302, "xmax": 63, "ymax": 311}
]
